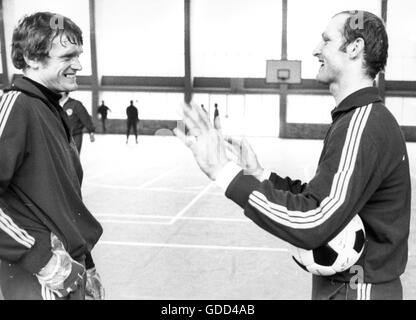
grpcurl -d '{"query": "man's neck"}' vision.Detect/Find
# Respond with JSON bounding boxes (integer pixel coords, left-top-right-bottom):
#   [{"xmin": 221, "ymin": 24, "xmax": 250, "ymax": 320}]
[
  {"xmin": 23, "ymin": 72, "xmax": 53, "ymax": 91},
  {"xmin": 22, "ymin": 75, "xmax": 62, "ymax": 104},
  {"xmin": 60, "ymin": 96, "xmax": 69, "ymax": 106},
  {"xmin": 330, "ymin": 76, "xmax": 374, "ymax": 106}
]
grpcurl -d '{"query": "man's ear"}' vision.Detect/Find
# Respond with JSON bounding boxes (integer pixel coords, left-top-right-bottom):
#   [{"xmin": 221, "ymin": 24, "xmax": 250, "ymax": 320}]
[
  {"xmin": 23, "ymin": 55, "xmax": 42, "ymax": 70},
  {"xmin": 347, "ymin": 37, "xmax": 365, "ymax": 59}
]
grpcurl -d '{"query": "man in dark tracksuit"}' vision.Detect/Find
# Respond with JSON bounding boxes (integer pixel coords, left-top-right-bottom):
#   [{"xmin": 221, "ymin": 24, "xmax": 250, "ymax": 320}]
[
  {"xmin": 97, "ymin": 101, "xmax": 111, "ymax": 133},
  {"xmin": 126, "ymin": 100, "xmax": 139, "ymax": 144},
  {"xmin": 61, "ymin": 92, "xmax": 96, "ymax": 153},
  {"xmin": 0, "ymin": 12, "xmax": 103, "ymax": 300},
  {"xmin": 177, "ymin": 11, "xmax": 410, "ymax": 300},
  {"xmin": 222, "ymin": 87, "xmax": 410, "ymax": 300}
]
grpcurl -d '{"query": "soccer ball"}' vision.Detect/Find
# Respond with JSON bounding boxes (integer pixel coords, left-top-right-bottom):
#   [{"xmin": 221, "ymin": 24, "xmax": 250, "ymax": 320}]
[{"xmin": 291, "ymin": 215, "xmax": 366, "ymax": 276}]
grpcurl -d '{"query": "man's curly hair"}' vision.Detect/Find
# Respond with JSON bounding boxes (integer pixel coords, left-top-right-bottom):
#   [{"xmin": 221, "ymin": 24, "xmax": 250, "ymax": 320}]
[{"xmin": 11, "ymin": 12, "xmax": 83, "ymax": 70}]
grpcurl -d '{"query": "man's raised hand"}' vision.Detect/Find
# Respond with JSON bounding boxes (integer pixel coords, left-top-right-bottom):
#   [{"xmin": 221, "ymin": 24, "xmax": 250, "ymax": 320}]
[
  {"xmin": 174, "ymin": 102, "xmax": 230, "ymax": 180},
  {"xmin": 224, "ymin": 136, "xmax": 264, "ymax": 180}
]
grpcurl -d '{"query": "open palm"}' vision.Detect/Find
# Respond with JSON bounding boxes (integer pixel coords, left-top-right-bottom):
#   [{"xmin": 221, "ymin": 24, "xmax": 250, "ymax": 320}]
[{"xmin": 174, "ymin": 103, "xmax": 230, "ymax": 180}]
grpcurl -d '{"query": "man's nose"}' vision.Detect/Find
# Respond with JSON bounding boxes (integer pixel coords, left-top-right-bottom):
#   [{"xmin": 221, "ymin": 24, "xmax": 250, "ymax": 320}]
[
  {"xmin": 312, "ymin": 41, "xmax": 322, "ymax": 57},
  {"xmin": 71, "ymin": 57, "xmax": 82, "ymax": 71}
]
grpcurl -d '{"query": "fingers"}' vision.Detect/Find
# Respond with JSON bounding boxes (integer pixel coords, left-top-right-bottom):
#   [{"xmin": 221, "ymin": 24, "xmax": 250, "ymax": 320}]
[
  {"xmin": 223, "ymin": 136, "xmax": 243, "ymax": 155},
  {"xmin": 224, "ymin": 142, "xmax": 240, "ymax": 163},
  {"xmin": 50, "ymin": 232, "xmax": 65, "ymax": 251},
  {"xmin": 183, "ymin": 103, "xmax": 210, "ymax": 133},
  {"xmin": 173, "ymin": 127, "xmax": 188, "ymax": 145},
  {"xmin": 224, "ymin": 135, "xmax": 241, "ymax": 146},
  {"xmin": 173, "ymin": 128, "xmax": 196, "ymax": 149},
  {"xmin": 189, "ymin": 102, "xmax": 211, "ymax": 129},
  {"xmin": 181, "ymin": 108, "xmax": 202, "ymax": 137},
  {"xmin": 223, "ymin": 138, "xmax": 240, "ymax": 159},
  {"xmin": 240, "ymin": 137, "xmax": 254, "ymax": 152},
  {"xmin": 214, "ymin": 116, "xmax": 221, "ymax": 130},
  {"xmin": 222, "ymin": 136, "xmax": 259, "ymax": 168}
]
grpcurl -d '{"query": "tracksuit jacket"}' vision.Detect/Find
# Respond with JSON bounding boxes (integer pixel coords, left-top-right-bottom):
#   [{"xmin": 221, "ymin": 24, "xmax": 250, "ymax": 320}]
[
  {"xmin": 63, "ymin": 98, "xmax": 95, "ymax": 136},
  {"xmin": 0, "ymin": 77, "xmax": 103, "ymax": 274},
  {"xmin": 225, "ymin": 87, "xmax": 411, "ymax": 283},
  {"xmin": 126, "ymin": 105, "xmax": 139, "ymax": 121}
]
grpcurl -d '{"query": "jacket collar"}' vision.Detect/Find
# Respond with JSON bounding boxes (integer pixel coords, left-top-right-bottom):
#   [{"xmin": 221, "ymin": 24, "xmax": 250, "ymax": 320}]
[
  {"xmin": 5, "ymin": 76, "xmax": 71, "ymax": 141},
  {"xmin": 331, "ymin": 87, "xmax": 382, "ymax": 121},
  {"xmin": 6, "ymin": 76, "xmax": 62, "ymax": 107}
]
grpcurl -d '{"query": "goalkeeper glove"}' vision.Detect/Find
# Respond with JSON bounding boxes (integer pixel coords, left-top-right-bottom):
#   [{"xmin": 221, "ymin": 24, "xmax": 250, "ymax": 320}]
[
  {"xmin": 36, "ymin": 233, "xmax": 86, "ymax": 298},
  {"xmin": 85, "ymin": 267, "xmax": 105, "ymax": 300}
]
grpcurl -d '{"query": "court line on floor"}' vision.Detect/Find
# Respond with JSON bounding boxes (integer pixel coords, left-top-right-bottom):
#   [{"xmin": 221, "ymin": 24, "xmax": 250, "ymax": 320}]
[
  {"xmin": 85, "ymin": 185, "xmax": 224, "ymax": 196},
  {"xmin": 95, "ymin": 213, "xmax": 248, "ymax": 222},
  {"xmin": 98, "ymin": 240, "xmax": 289, "ymax": 253},
  {"xmin": 98, "ymin": 219, "xmax": 170, "ymax": 225},
  {"xmin": 83, "ymin": 167, "xmax": 179, "ymax": 190},
  {"xmin": 168, "ymin": 182, "xmax": 214, "ymax": 224},
  {"xmin": 96, "ymin": 216, "xmax": 249, "ymax": 225},
  {"xmin": 144, "ymin": 186, "xmax": 224, "ymax": 196}
]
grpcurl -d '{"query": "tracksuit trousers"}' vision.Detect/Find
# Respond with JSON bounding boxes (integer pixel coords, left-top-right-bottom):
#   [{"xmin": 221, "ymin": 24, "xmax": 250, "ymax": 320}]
[
  {"xmin": 0, "ymin": 258, "xmax": 87, "ymax": 300},
  {"xmin": 311, "ymin": 274, "xmax": 403, "ymax": 300}
]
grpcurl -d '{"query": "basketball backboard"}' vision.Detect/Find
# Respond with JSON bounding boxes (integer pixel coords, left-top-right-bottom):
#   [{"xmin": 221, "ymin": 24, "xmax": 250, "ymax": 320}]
[{"xmin": 266, "ymin": 60, "xmax": 302, "ymax": 84}]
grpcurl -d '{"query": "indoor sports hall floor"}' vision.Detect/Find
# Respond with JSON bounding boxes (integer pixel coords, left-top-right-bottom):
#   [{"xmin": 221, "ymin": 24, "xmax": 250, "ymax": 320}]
[
  {"xmin": 77, "ymin": 134, "xmax": 416, "ymax": 300},
  {"xmin": 1, "ymin": 134, "xmax": 414, "ymax": 300}
]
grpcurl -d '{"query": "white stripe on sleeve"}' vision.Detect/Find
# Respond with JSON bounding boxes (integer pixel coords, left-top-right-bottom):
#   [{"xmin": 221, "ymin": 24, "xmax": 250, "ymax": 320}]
[{"xmin": 247, "ymin": 104, "xmax": 372, "ymax": 229}]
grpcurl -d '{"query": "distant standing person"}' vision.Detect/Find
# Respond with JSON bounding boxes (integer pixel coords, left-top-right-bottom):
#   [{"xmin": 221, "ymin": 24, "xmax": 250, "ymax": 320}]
[
  {"xmin": 97, "ymin": 100, "xmax": 111, "ymax": 133},
  {"xmin": 60, "ymin": 92, "xmax": 95, "ymax": 153},
  {"xmin": 126, "ymin": 100, "xmax": 139, "ymax": 144},
  {"xmin": 213, "ymin": 103, "xmax": 221, "ymax": 130}
]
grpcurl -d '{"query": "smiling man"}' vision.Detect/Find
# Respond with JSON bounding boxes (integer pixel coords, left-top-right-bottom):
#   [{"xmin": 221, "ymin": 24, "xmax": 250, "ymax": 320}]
[
  {"xmin": 177, "ymin": 10, "xmax": 411, "ymax": 300},
  {"xmin": 0, "ymin": 12, "xmax": 103, "ymax": 300}
]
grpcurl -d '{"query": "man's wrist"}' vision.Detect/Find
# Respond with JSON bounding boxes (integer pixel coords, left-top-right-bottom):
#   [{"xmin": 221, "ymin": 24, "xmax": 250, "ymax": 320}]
[
  {"xmin": 254, "ymin": 169, "xmax": 271, "ymax": 181},
  {"xmin": 37, "ymin": 252, "xmax": 59, "ymax": 279},
  {"xmin": 214, "ymin": 162, "xmax": 242, "ymax": 191},
  {"xmin": 86, "ymin": 267, "xmax": 96, "ymax": 274},
  {"xmin": 251, "ymin": 168, "xmax": 265, "ymax": 181}
]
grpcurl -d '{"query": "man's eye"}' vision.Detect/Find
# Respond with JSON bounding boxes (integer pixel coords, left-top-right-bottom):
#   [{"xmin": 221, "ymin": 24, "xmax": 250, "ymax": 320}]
[{"xmin": 62, "ymin": 55, "xmax": 79, "ymax": 61}]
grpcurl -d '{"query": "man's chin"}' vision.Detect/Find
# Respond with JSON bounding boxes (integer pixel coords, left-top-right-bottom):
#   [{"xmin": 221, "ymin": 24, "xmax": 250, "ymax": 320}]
[
  {"xmin": 64, "ymin": 83, "xmax": 78, "ymax": 92},
  {"xmin": 315, "ymin": 75, "xmax": 329, "ymax": 84}
]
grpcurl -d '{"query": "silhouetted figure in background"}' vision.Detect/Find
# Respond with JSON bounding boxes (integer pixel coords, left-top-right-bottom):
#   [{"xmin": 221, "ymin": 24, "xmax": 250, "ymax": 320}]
[
  {"xmin": 97, "ymin": 100, "xmax": 111, "ymax": 133},
  {"xmin": 126, "ymin": 100, "xmax": 139, "ymax": 144},
  {"xmin": 60, "ymin": 92, "xmax": 95, "ymax": 153},
  {"xmin": 213, "ymin": 103, "xmax": 221, "ymax": 130}
]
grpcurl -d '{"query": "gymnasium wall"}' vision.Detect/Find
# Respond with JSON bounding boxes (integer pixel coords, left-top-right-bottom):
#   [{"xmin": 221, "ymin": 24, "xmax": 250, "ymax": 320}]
[{"xmin": 0, "ymin": 0, "xmax": 415, "ymax": 140}]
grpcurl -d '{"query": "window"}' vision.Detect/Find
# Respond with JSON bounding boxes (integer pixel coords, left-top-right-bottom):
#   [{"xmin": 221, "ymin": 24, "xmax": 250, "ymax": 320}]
[
  {"xmin": 385, "ymin": 98, "xmax": 416, "ymax": 126},
  {"xmin": 191, "ymin": 0, "xmax": 282, "ymax": 78},
  {"xmin": 287, "ymin": 95, "xmax": 333, "ymax": 124},
  {"xmin": 99, "ymin": 91, "xmax": 184, "ymax": 120},
  {"xmin": 385, "ymin": 0, "xmax": 416, "ymax": 80},
  {"xmin": 193, "ymin": 93, "xmax": 280, "ymax": 136},
  {"xmin": 95, "ymin": 0, "xmax": 184, "ymax": 77},
  {"xmin": 244, "ymin": 94, "xmax": 280, "ymax": 136},
  {"xmin": 287, "ymin": 0, "xmax": 381, "ymax": 79}
]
